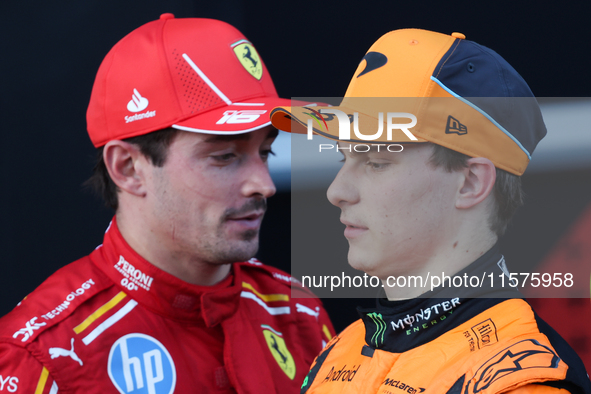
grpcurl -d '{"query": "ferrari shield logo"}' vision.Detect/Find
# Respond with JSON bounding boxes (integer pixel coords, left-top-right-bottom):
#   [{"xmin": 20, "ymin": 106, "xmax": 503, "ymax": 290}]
[
  {"xmin": 262, "ymin": 325, "xmax": 296, "ymax": 380},
  {"xmin": 233, "ymin": 41, "xmax": 263, "ymax": 80}
]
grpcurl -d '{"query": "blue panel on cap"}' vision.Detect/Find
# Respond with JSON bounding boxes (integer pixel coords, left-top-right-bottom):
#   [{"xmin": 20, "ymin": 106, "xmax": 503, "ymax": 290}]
[{"xmin": 433, "ymin": 39, "xmax": 547, "ymax": 157}]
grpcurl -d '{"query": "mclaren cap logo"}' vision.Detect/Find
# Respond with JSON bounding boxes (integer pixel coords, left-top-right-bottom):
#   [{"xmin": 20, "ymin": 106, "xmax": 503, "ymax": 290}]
[
  {"xmin": 232, "ymin": 40, "xmax": 263, "ymax": 80},
  {"xmin": 357, "ymin": 52, "xmax": 388, "ymax": 78},
  {"xmin": 261, "ymin": 325, "xmax": 296, "ymax": 380}
]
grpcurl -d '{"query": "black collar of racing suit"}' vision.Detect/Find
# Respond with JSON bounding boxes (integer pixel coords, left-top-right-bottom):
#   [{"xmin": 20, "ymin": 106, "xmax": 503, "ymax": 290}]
[{"xmin": 358, "ymin": 245, "xmax": 522, "ymax": 353}]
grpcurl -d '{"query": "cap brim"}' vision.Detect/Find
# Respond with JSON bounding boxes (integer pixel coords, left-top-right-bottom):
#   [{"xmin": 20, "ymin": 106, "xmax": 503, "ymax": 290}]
[
  {"xmin": 270, "ymin": 104, "xmax": 428, "ymax": 143},
  {"xmin": 172, "ymin": 96, "xmax": 293, "ymax": 135}
]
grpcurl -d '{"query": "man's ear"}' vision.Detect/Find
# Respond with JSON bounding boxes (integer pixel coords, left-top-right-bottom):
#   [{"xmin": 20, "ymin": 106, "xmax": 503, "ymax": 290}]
[
  {"xmin": 103, "ymin": 140, "xmax": 148, "ymax": 197},
  {"xmin": 456, "ymin": 157, "xmax": 496, "ymax": 209}
]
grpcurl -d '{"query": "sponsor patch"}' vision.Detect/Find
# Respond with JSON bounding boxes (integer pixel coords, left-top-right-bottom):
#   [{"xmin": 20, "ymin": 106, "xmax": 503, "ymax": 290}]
[
  {"xmin": 367, "ymin": 312, "xmax": 386, "ymax": 347},
  {"xmin": 42, "ymin": 279, "xmax": 95, "ymax": 320},
  {"xmin": 465, "ymin": 339, "xmax": 565, "ymax": 394},
  {"xmin": 232, "ymin": 41, "xmax": 262, "ymax": 80},
  {"xmin": 390, "ymin": 298, "xmax": 461, "ymax": 333},
  {"xmin": 49, "ymin": 338, "xmax": 83, "ymax": 366},
  {"xmin": 12, "ymin": 317, "xmax": 46, "ymax": 342},
  {"xmin": 445, "ymin": 115, "xmax": 467, "ymax": 135},
  {"xmin": 114, "ymin": 256, "xmax": 154, "ymax": 292},
  {"xmin": 0, "ymin": 375, "xmax": 19, "ymax": 392},
  {"xmin": 471, "ymin": 319, "xmax": 498, "ymax": 349},
  {"xmin": 127, "ymin": 89, "xmax": 149, "ymax": 112},
  {"xmin": 295, "ymin": 303, "xmax": 320, "ymax": 320},
  {"xmin": 323, "ymin": 364, "xmax": 360, "ymax": 383},
  {"xmin": 261, "ymin": 325, "xmax": 296, "ymax": 380},
  {"xmin": 108, "ymin": 333, "xmax": 176, "ymax": 394},
  {"xmin": 382, "ymin": 378, "xmax": 425, "ymax": 394}
]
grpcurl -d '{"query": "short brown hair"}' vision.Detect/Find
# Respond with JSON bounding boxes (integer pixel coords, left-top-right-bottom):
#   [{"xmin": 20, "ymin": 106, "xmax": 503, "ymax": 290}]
[
  {"xmin": 428, "ymin": 144, "xmax": 524, "ymax": 237},
  {"xmin": 86, "ymin": 128, "xmax": 181, "ymax": 211}
]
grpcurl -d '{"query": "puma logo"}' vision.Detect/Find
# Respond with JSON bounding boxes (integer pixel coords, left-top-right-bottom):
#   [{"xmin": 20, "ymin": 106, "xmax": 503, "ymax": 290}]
[{"xmin": 49, "ymin": 338, "xmax": 83, "ymax": 366}]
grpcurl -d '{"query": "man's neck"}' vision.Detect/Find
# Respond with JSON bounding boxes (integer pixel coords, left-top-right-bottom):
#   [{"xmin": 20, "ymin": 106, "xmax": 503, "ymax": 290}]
[{"xmin": 383, "ymin": 231, "xmax": 498, "ymax": 300}]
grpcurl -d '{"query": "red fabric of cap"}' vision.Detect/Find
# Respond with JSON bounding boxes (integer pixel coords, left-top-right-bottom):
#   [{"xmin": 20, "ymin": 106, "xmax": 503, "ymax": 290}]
[{"xmin": 87, "ymin": 14, "xmax": 289, "ymax": 147}]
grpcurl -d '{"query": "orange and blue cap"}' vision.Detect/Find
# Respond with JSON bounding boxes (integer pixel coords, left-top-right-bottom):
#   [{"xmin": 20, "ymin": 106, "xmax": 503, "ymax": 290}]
[{"xmin": 270, "ymin": 29, "xmax": 547, "ymax": 175}]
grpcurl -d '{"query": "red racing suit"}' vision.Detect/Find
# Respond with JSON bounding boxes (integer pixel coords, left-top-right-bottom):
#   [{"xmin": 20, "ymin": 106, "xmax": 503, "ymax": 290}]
[{"xmin": 0, "ymin": 218, "xmax": 335, "ymax": 393}]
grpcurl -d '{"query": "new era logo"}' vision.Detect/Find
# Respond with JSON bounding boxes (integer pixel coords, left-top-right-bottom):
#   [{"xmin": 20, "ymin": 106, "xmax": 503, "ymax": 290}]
[{"xmin": 445, "ymin": 115, "xmax": 467, "ymax": 135}]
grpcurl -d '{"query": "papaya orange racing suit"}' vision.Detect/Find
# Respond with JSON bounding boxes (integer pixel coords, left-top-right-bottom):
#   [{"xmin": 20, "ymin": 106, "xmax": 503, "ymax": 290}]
[
  {"xmin": 0, "ymin": 217, "xmax": 335, "ymax": 393},
  {"xmin": 300, "ymin": 246, "xmax": 591, "ymax": 394}
]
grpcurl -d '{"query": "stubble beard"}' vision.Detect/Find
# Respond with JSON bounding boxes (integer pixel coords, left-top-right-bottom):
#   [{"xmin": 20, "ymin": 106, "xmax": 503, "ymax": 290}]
[{"xmin": 202, "ymin": 198, "xmax": 267, "ymax": 264}]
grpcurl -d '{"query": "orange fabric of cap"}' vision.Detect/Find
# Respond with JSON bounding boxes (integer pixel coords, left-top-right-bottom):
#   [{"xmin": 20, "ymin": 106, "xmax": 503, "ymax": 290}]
[{"xmin": 271, "ymin": 29, "xmax": 546, "ymax": 176}]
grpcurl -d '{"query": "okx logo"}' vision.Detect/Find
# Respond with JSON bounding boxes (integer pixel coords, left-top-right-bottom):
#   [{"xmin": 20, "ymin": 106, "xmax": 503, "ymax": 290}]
[
  {"xmin": 108, "ymin": 333, "xmax": 176, "ymax": 394},
  {"xmin": 367, "ymin": 312, "xmax": 387, "ymax": 348}
]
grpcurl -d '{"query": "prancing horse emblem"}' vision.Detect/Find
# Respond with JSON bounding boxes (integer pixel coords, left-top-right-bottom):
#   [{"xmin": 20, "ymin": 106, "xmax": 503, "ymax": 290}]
[
  {"xmin": 232, "ymin": 42, "xmax": 263, "ymax": 80},
  {"xmin": 49, "ymin": 338, "xmax": 83, "ymax": 366},
  {"xmin": 243, "ymin": 46, "xmax": 258, "ymax": 68},
  {"xmin": 262, "ymin": 325, "xmax": 296, "ymax": 380}
]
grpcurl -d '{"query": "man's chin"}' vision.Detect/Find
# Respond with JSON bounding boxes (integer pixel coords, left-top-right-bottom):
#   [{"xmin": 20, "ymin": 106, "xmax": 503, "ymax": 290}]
[
  {"xmin": 347, "ymin": 250, "xmax": 380, "ymax": 276},
  {"xmin": 214, "ymin": 238, "xmax": 260, "ymax": 264}
]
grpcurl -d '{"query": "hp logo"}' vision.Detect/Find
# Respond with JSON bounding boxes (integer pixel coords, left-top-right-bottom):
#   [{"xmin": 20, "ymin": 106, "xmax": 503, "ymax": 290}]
[{"xmin": 108, "ymin": 333, "xmax": 176, "ymax": 394}]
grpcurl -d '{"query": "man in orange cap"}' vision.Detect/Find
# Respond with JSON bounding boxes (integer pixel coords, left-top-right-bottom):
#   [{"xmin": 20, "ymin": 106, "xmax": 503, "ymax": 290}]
[
  {"xmin": 271, "ymin": 29, "xmax": 590, "ymax": 393},
  {"xmin": 0, "ymin": 14, "xmax": 333, "ymax": 393}
]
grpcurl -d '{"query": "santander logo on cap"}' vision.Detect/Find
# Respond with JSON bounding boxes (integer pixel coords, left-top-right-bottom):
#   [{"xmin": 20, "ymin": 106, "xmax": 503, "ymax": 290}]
[
  {"xmin": 127, "ymin": 89, "xmax": 149, "ymax": 112},
  {"xmin": 124, "ymin": 89, "xmax": 156, "ymax": 124}
]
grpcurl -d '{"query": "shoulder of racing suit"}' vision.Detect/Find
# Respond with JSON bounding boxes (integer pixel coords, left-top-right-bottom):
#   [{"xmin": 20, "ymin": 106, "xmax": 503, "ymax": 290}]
[
  {"xmin": 0, "ymin": 255, "xmax": 110, "ymax": 349},
  {"xmin": 301, "ymin": 298, "xmax": 591, "ymax": 394}
]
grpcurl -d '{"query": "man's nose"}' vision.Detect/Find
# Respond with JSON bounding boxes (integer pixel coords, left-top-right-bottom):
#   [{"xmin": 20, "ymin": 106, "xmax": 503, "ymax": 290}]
[
  {"xmin": 242, "ymin": 158, "xmax": 276, "ymax": 199},
  {"xmin": 327, "ymin": 166, "xmax": 358, "ymax": 207}
]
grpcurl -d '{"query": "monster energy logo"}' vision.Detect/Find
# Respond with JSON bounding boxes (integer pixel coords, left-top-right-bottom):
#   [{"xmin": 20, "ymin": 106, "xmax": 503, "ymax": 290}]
[
  {"xmin": 301, "ymin": 376, "xmax": 308, "ymax": 389},
  {"xmin": 367, "ymin": 312, "xmax": 386, "ymax": 347}
]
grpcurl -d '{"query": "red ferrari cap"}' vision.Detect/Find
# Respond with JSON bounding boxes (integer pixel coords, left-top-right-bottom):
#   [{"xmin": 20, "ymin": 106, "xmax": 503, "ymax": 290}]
[{"xmin": 87, "ymin": 13, "xmax": 289, "ymax": 147}]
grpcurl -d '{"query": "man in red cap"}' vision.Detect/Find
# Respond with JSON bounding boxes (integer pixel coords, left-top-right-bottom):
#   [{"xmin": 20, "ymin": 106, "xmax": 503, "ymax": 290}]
[
  {"xmin": 0, "ymin": 14, "xmax": 333, "ymax": 393},
  {"xmin": 271, "ymin": 29, "xmax": 590, "ymax": 393}
]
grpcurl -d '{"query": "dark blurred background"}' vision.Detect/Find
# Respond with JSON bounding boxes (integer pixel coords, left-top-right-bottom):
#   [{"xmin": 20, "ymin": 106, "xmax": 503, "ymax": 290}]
[{"xmin": 2, "ymin": 0, "xmax": 590, "ymax": 369}]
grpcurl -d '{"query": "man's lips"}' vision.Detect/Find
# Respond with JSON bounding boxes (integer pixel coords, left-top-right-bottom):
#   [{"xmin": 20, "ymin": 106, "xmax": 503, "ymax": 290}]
[
  {"xmin": 226, "ymin": 212, "xmax": 265, "ymax": 230},
  {"xmin": 341, "ymin": 219, "xmax": 368, "ymax": 238}
]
